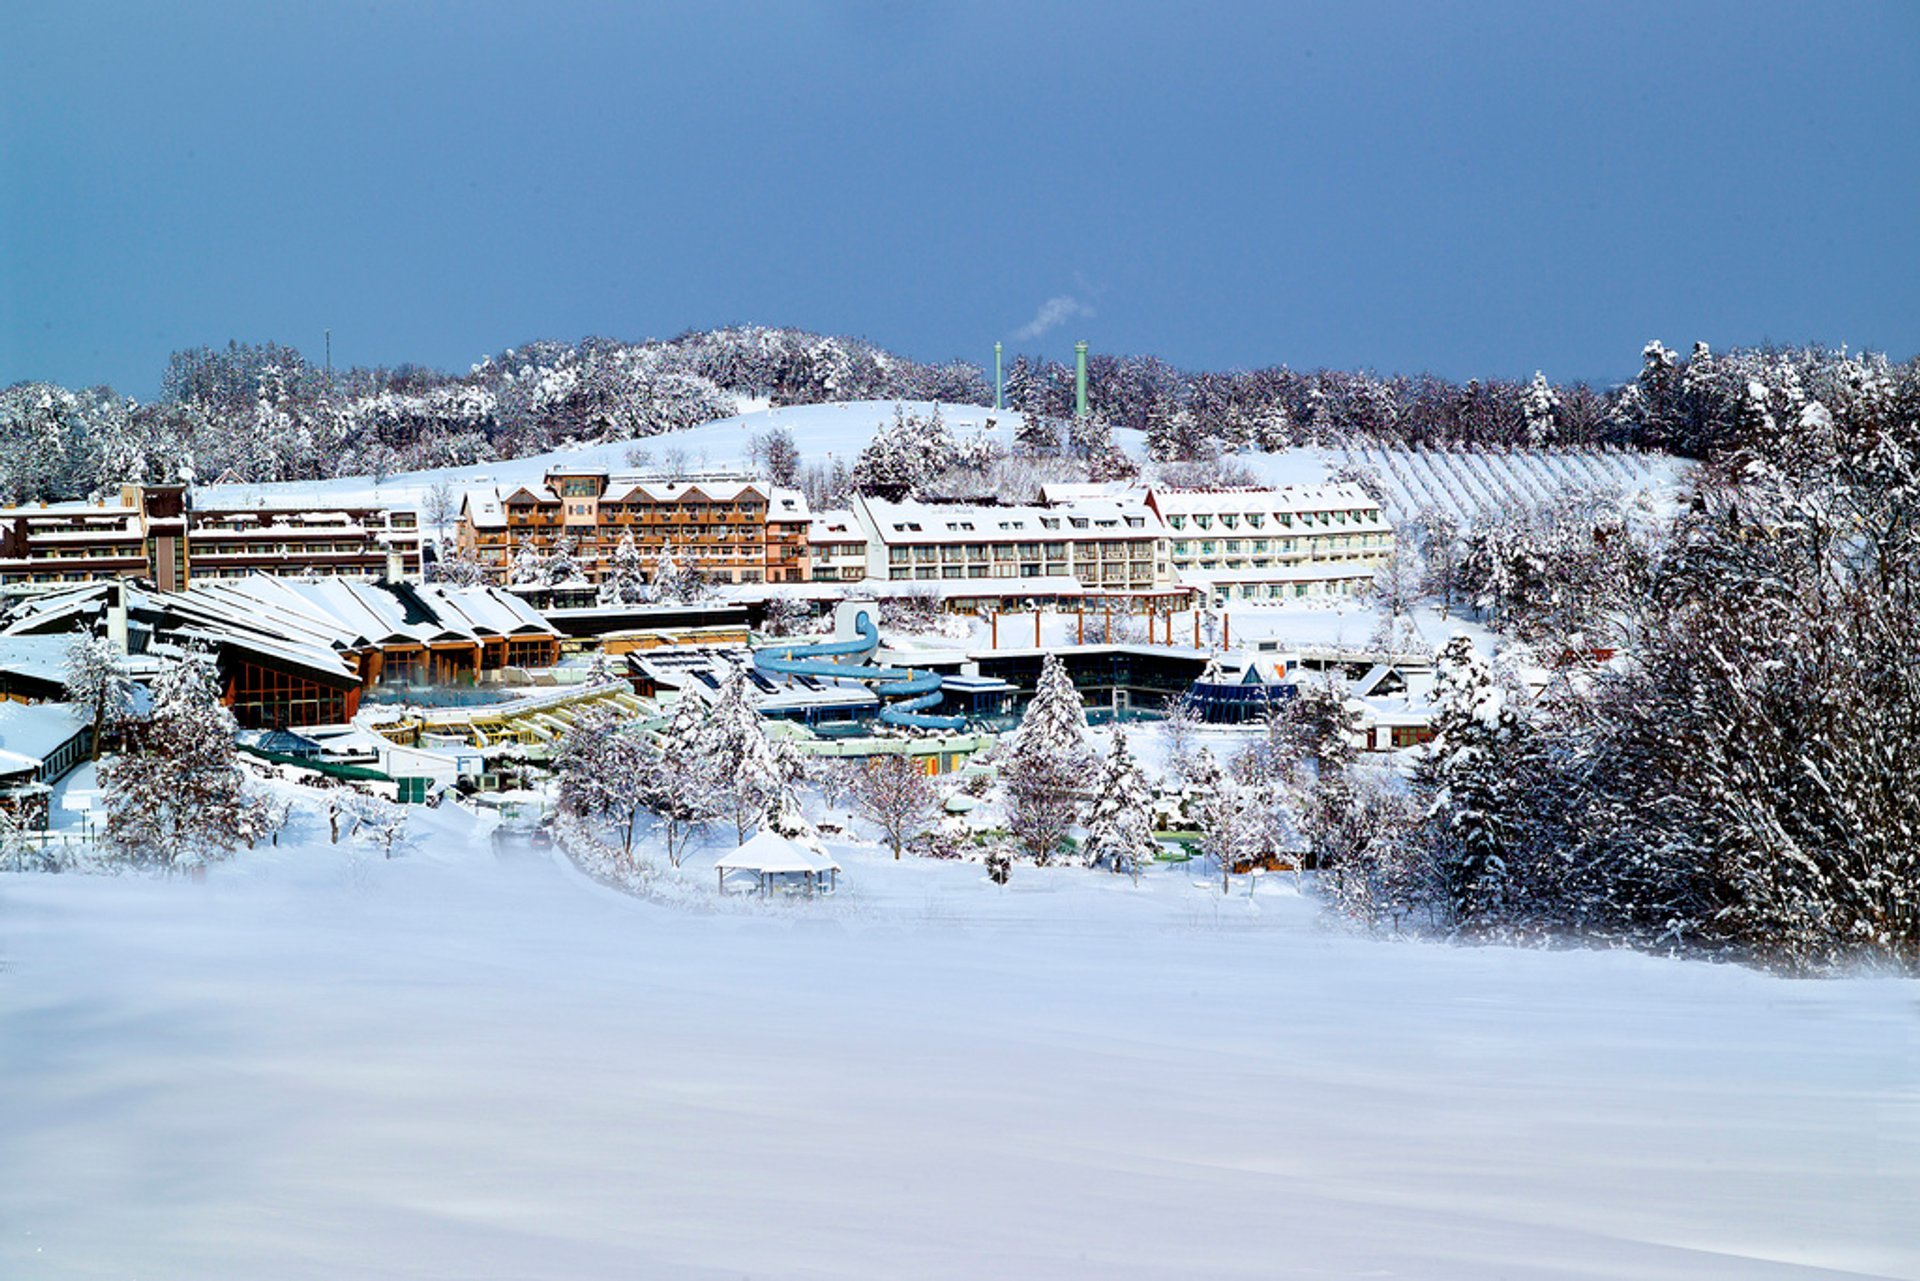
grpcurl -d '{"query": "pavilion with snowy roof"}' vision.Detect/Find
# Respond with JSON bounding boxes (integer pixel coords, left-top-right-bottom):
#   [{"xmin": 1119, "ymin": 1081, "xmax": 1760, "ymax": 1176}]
[{"xmin": 713, "ymin": 829, "xmax": 841, "ymax": 896}]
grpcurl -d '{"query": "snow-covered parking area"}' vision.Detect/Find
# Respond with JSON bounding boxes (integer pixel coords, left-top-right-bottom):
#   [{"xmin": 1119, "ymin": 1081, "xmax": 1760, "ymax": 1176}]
[{"xmin": 2, "ymin": 829, "xmax": 1915, "ymax": 1280}]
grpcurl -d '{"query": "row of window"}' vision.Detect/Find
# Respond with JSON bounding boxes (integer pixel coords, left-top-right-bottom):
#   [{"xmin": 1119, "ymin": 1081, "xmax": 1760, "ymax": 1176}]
[
  {"xmin": 1166, "ymin": 508, "xmax": 1379, "ymax": 532},
  {"xmin": 1171, "ymin": 533, "xmax": 1389, "ymax": 556}
]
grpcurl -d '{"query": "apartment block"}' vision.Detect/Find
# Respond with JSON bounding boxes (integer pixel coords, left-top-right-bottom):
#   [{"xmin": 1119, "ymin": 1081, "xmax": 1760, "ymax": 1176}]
[
  {"xmin": 0, "ymin": 484, "xmax": 422, "ymax": 593},
  {"xmin": 850, "ymin": 492, "xmax": 1168, "ymax": 593},
  {"xmin": 459, "ymin": 470, "xmax": 812, "ymax": 585}
]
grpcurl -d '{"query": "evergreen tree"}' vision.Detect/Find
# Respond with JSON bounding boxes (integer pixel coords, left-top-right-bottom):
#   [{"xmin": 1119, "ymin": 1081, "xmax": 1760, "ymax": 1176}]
[
  {"xmin": 509, "ymin": 537, "xmax": 547, "ymax": 585},
  {"xmin": 1417, "ymin": 635, "xmax": 1525, "ymax": 924},
  {"xmin": 1524, "ymin": 370, "xmax": 1561, "ymax": 447},
  {"xmin": 651, "ymin": 539, "xmax": 689, "ymax": 602},
  {"xmin": 704, "ymin": 667, "xmax": 791, "ymax": 844},
  {"xmin": 600, "ymin": 530, "xmax": 648, "ymax": 605},
  {"xmin": 102, "ymin": 654, "xmax": 266, "ymax": 870},
  {"xmin": 1001, "ymin": 655, "xmax": 1092, "ymax": 864},
  {"xmin": 545, "ymin": 533, "xmax": 583, "ymax": 585},
  {"xmin": 1081, "ymin": 729, "xmax": 1157, "ymax": 880}
]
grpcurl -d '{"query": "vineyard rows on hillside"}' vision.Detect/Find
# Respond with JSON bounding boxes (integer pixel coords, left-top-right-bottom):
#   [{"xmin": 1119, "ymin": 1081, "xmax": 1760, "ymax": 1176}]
[{"xmin": 1335, "ymin": 441, "xmax": 1686, "ymax": 526}]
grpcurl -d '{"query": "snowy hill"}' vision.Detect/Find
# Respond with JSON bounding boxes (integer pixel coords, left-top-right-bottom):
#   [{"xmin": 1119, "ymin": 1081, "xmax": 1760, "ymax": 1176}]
[
  {"xmin": 195, "ymin": 398, "xmax": 1684, "ymax": 533},
  {"xmin": 194, "ymin": 400, "xmax": 1017, "ymax": 514},
  {"xmin": 2, "ymin": 823, "xmax": 1913, "ymax": 1279}
]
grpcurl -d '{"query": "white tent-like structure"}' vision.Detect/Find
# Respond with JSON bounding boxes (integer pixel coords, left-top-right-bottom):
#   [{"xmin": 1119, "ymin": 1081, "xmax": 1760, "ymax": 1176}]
[{"xmin": 714, "ymin": 829, "xmax": 841, "ymax": 896}]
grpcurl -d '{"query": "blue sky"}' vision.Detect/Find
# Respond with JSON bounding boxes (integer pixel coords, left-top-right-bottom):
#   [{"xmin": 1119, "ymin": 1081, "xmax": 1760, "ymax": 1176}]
[{"xmin": 3, "ymin": 1, "xmax": 1916, "ymax": 397}]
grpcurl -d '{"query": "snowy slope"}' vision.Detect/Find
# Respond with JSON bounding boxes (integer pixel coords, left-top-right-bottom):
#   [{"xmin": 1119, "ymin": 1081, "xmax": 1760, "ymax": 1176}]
[
  {"xmin": 194, "ymin": 397, "xmax": 1680, "ymax": 537},
  {"xmin": 2, "ymin": 823, "xmax": 1914, "ymax": 1280},
  {"xmin": 195, "ymin": 400, "xmax": 1020, "ymax": 514}
]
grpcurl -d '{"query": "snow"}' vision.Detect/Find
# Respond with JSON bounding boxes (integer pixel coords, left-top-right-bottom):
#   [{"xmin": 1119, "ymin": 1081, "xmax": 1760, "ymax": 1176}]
[
  {"xmin": 193, "ymin": 400, "xmax": 1021, "ymax": 515},
  {"xmin": 2, "ymin": 809, "xmax": 1915, "ymax": 1279}
]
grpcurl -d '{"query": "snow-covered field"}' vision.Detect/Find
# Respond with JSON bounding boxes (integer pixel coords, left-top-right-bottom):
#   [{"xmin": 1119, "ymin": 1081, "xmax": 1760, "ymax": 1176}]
[
  {"xmin": 4, "ymin": 811, "xmax": 1914, "ymax": 1279},
  {"xmin": 195, "ymin": 400, "xmax": 1026, "ymax": 513}
]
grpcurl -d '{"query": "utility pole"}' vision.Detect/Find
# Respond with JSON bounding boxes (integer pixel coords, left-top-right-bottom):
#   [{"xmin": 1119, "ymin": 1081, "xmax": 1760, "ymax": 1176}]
[{"xmin": 993, "ymin": 341, "xmax": 1003, "ymax": 412}]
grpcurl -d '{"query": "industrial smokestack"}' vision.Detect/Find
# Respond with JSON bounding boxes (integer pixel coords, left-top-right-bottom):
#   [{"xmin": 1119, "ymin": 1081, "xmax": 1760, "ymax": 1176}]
[{"xmin": 1074, "ymin": 341, "xmax": 1089, "ymax": 418}]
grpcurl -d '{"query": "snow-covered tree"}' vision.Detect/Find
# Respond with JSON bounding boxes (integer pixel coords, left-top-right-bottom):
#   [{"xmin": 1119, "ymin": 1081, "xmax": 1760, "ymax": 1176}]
[
  {"xmin": 850, "ymin": 752, "xmax": 940, "ymax": 860},
  {"xmin": 703, "ymin": 668, "xmax": 791, "ymax": 845},
  {"xmin": 643, "ymin": 694, "xmax": 723, "ymax": 867},
  {"xmin": 599, "ymin": 531, "xmax": 648, "ymax": 605},
  {"xmin": 101, "ymin": 653, "xmax": 266, "ymax": 871},
  {"xmin": 1001, "ymin": 655, "xmax": 1092, "ymax": 864},
  {"xmin": 509, "ymin": 538, "xmax": 548, "ymax": 585},
  {"xmin": 1080, "ymin": 729, "xmax": 1157, "ymax": 881},
  {"xmin": 1158, "ymin": 692, "xmax": 1205, "ymax": 785},
  {"xmin": 340, "ymin": 789, "xmax": 412, "ymax": 861},
  {"xmin": 545, "ymin": 533, "xmax": 584, "ymax": 585},
  {"xmin": 1417, "ymin": 635, "xmax": 1525, "ymax": 924},
  {"xmin": 64, "ymin": 633, "xmax": 132, "ymax": 761},
  {"xmin": 650, "ymin": 539, "xmax": 701, "ymax": 603},
  {"xmin": 747, "ymin": 426, "xmax": 801, "ymax": 486},
  {"xmin": 422, "ymin": 481, "xmax": 459, "ymax": 543},
  {"xmin": 1186, "ymin": 747, "xmax": 1254, "ymax": 893},
  {"xmin": 555, "ymin": 708, "xmax": 657, "ymax": 860},
  {"xmin": 1523, "ymin": 370, "xmax": 1561, "ymax": 448},
  {"xmin": 427, "ymin": 548, "xmax": 490, "ymax": 587}
]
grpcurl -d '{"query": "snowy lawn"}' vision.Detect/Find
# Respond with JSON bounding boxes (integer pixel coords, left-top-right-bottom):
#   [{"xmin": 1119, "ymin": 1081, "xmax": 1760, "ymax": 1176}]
[{"xmin": 2, "ymin": 823, "xmax": 1915, "ymax": 1280}]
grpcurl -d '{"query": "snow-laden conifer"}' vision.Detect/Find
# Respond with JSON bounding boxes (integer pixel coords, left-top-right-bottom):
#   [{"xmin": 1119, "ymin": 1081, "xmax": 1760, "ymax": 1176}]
[
  {"xmin": 101, "ymin": 653, "xmax": 267, "ymax": 870},
  {"xmin": 1081, "ymin": 729, "xmax": 1157, "ymax": 881}
]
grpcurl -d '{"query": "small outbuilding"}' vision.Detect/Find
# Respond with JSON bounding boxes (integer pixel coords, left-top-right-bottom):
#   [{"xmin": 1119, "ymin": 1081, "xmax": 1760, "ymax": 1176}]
[{"xmin": 715, "ymin": 829, "xmax": 841, "ymax": 896}]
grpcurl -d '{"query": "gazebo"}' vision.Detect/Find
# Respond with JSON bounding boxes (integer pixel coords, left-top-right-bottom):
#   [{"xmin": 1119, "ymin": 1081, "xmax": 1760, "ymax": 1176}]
[{"xmin": 715, "ymin": 830, "xmax": 842, "ymax": 896}]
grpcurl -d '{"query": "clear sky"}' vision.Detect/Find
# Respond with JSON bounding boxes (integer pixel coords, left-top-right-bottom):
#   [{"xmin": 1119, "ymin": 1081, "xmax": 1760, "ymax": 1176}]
[{"xmin": 3, "ymin": 1, "xmax": 1916, "ymax": 397}]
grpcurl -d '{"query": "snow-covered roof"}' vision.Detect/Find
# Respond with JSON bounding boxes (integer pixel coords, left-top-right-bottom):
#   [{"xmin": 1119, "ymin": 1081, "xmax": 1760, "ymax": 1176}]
[
  {"xmin": 1036, "ymin": 481, "xmax": 1149, "ymax": 504},
  {"xmin": 856, "ymin": 494, "xmax": 1157, "ymax": 545},
  {"xmin": 0, "ymin": 635, "xmax": 80, "ymax": 687},
  {"xmin": 1148, "ymin": 482, "xmax": 1384, "ymax": 517},
  {"xmin": 714, "ymin": 830, "xmax": 840, "ymax": 875},
  {"xmin": 0, "ymin": 700, "xmax": 85, "ymax": 768},
  {"xmin": 808, "ymin": 510, "xmax": 866, "ymax": 542},
  {"xmin": 145, "ymin": 576, "xmax": 557, "ymax": 680}
]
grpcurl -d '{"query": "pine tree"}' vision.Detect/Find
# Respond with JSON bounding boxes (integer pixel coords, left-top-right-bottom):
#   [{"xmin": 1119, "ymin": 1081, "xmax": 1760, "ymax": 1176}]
[
  {"xmin": 545, "ymin": 533, "xmax": 583, "ymax": 585},
  {"xmin": 600, "ymin": 530, "xmax": 648, "ymax": 605},
  {"xmin": 1081, "ymin": 729, "xmax": 1157, "ymax": 881},
  {"xmin": 64, "ymin": 633, "xmax": 132, "ymax": 761},
  {"xmin": 651, "ymin": 539, "xmax": 689, "ymax": 602},
  {"xmin": 1418, "ymin": 635, "xmax": 1524, "ymax": 924},
  {"xmin": 1001, "ymin": 655, "xmax": 1092, "ymax": 864},
  {"xmin": 704, "ymin": 667, "xmax": 791, "ymax": 844},
  {"xmin": 510, "ymin": 537, "xmax": 547, "ymax": 585},
  {"xmin": 1524, "ymin": 371, "xmax": 1561, "ymax": 448},
  {"xmin": 101, "ymin": 653, "xmax": 266, "ymax": 870}
]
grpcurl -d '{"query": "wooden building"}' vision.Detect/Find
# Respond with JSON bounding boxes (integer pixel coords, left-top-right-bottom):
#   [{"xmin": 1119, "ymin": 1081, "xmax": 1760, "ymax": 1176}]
[{"xmin": 458, "ymin": 470, "xmax": 811, "ymax": 586}]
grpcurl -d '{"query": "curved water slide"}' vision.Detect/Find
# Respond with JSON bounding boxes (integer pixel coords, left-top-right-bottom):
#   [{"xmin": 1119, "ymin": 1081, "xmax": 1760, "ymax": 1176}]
[{"xmin": 753, "ymin": 607, "xmax": 966, "ymax": 730}]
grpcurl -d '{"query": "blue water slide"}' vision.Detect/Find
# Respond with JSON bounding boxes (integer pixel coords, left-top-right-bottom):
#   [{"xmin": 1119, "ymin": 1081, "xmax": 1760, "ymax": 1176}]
[{"xmin": 754, "ymin": 609, "xmax": 966, "ymax": 730}]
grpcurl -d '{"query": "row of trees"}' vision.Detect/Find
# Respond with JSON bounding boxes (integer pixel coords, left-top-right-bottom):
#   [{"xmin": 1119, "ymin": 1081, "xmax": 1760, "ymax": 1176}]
[
  {"xmin": 554, "ymin": 666, "xmax": 802, "ymax": 867},
  {"xmin": 1319, "ymin": 352, "xmax": 1920, "ymax": 971},
  {"xmin": 12, "ymin": 334, "xmax": 1904, "ymax": 505}
]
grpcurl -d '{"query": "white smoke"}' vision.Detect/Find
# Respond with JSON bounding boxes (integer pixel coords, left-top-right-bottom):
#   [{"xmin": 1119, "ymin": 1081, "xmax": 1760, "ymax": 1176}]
[{"xmin": 1013, "ymin": 295, "xmax": 1094, "ymax": 341}]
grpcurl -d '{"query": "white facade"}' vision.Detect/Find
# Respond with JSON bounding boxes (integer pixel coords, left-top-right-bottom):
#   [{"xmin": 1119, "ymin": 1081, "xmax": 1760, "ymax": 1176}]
[
  {"xmin": 1146, "ymin": 483, "xmax": 1393, "ymax": 585},
  {"xmin": 806, "ymin": 510, "xmax": 869, "ymax": 583},
  {"xmin": 849, "ymin": 492, "xmax": 1169, "ymax": 594}
]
